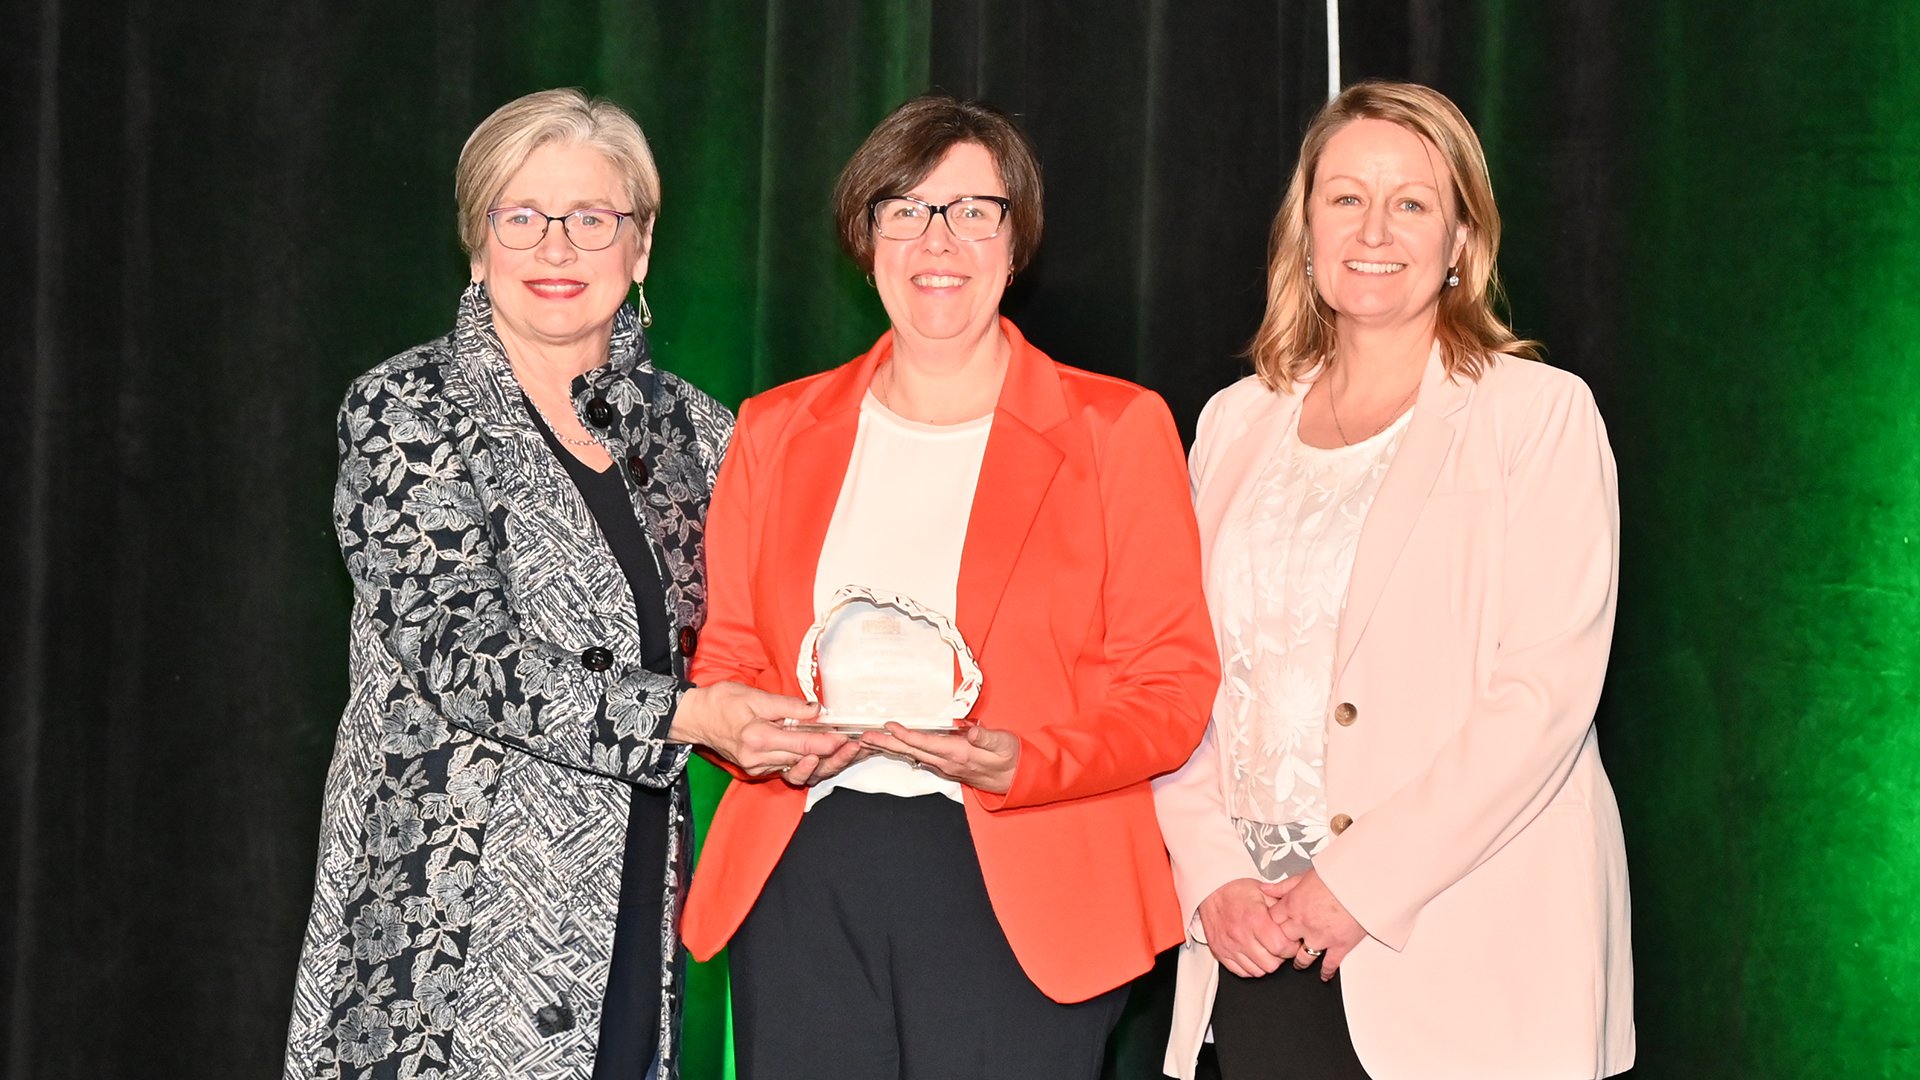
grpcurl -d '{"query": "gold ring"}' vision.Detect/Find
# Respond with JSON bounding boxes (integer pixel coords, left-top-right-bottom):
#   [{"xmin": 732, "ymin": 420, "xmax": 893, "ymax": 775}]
[{"xmin": 1298, "ymin": 944, "xmax": 1324, "ymax": 958}]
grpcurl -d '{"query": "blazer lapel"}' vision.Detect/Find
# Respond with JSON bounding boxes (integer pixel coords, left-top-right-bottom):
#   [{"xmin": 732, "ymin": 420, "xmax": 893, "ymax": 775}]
[
  {"xmin": 763, "ymin": 335, "xmax": 887, "ymax": 668},
  {"xmin": 955, "ymin": 319, "xmax": 1067, "ymax": 658},
  {"xmin": 442, "ymin": 284, "xmax": 646, "ymax": 651},
  {"xmin": 1194, "ymin": 380, "xmax": 1305, "ymax": 581},
  {"xmin": 1333, "ymin": 347, "xmax": 1471, "ymax": 679}
]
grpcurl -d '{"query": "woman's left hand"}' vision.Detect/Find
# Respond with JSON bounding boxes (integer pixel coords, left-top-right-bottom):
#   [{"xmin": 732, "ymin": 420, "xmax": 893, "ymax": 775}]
[
  {"xmin": 1261, "ymin": 869, "xmax": 1368, "ymax": 980},
  {"xmin": 857, "ymin": 722, "xmax": 1021, "ymax": 794}
]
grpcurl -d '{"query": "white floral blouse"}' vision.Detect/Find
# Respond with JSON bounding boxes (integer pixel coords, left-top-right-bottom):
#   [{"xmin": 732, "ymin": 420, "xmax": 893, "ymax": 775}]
[{"xmin": 1209, "ymin": 405, "xmax": 1410, "ymax": 881}]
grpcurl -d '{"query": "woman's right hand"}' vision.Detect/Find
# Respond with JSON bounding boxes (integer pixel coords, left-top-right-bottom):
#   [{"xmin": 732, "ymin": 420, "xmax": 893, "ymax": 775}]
[
  {"xmin": 1197, "ymin": 878, "xmax": 1298, "ymax": 978},
  {"xmin": 669, "ymin": 682, "xmax": 852, "ymax": 777},
  {"xmin": 777, "ymin": 738, "xmax": 873, "ymax": 787}
]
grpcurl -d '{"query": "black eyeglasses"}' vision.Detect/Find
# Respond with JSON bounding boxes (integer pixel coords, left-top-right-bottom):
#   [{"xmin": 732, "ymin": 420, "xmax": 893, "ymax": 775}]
[
  {"xmin": 868, "ymin": 195, "xmax": 1011, "ymax": 242},
  {"xmin": 485, "ymin": 206, "xmax": 634, "ymax": 251}
]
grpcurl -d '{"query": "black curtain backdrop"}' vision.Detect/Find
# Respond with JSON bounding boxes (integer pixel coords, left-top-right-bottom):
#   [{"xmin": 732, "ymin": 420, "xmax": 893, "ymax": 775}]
[{"xmin": 9, "ymin": 2, "xmax": 1919, "ymax": 1079}]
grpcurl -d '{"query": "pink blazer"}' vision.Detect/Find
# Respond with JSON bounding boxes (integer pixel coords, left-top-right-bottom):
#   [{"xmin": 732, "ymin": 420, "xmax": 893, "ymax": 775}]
[{"xmin": 1154, "ymin": 349, "xmax": 1635, "ymax": 1080}]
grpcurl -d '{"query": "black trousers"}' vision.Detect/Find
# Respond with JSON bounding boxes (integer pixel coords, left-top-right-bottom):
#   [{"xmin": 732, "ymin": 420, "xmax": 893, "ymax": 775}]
[
  {"xmin": 1210, "ymin": 961, "xmax": 1372, "ymax": 1080},
  {"xmin": 729, "ymin": 791, "xmax": 1128, "ymax": 1080}
]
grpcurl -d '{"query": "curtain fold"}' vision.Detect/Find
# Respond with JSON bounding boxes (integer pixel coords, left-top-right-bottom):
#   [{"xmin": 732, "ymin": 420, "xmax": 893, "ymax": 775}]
[{"xmin": 930, "ymin": 0, "xmax": 1331, "ymax": 440}]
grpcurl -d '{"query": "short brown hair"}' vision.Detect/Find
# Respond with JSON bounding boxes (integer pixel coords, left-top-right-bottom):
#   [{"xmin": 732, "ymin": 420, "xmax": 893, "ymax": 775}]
[
  {"xmin": 832, "ymin": 95, "xmax": 1044, "ymax": 274},
  {"xmin": 1250, "ymin": 80, "xmax": 1539, "ymax": 389},
  {"xmin": 454, "ymin": 88, "xmax": 660, "ymax": 259}
]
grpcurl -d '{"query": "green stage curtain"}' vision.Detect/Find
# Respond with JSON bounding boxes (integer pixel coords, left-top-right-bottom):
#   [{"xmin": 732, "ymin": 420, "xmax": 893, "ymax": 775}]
[{"xmin": 7, "ymin": 3, "xmax": 1918, "ymax": 1078}]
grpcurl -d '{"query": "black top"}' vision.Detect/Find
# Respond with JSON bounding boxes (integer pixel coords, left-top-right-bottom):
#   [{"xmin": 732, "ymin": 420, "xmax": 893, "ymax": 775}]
[{"xmin": 526, "ymin": 400, "xmax": 672, "ymax": 1076}]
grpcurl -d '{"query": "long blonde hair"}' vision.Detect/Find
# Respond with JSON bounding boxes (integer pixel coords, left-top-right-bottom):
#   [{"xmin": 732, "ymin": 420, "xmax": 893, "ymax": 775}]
[{"xmin": 1250, "ymin": 80, "xmax": 1539, "ymax": 389}]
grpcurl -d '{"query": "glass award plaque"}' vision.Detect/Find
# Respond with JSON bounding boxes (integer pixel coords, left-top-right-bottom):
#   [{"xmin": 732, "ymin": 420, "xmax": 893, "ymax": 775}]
[{"xmin": 788, "ymin": 584, "xmax": 982, "ymax": 734}]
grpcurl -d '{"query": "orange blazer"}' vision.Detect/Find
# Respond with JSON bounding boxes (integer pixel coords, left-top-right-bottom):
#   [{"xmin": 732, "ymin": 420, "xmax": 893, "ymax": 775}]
[{"xmin": 682, "ymin": 318, "xmax": 1219, "ymax": 1003}]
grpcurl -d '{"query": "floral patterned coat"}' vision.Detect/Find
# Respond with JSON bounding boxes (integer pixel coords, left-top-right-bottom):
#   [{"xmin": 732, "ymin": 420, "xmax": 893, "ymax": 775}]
[{"xmin": 285, "ymin": 284, "xmax": 731, "ymax": 1080}]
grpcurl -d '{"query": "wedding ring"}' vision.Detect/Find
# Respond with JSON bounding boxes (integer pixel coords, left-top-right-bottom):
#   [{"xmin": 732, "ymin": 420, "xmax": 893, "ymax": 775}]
[{"xmin": 1298, "ymin": 944, "xmax": 1324, "ymax": 958}]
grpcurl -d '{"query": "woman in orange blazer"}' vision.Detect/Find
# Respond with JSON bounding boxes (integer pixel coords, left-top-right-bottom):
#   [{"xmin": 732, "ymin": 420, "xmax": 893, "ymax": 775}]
[
  {"xmin": 1155, "ymin": 82, "xmax": 1633, "ymax": 1079},
  {"xmin": 680, "ymin": 95, "xmax": 1218, "ymax": 1079}
]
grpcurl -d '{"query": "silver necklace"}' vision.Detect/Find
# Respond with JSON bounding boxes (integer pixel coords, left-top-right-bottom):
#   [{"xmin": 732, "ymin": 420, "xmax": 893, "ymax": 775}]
[
  {"xmin": 1328, "ymin": 381, "xmax": 1419, "ymax": 446},
  {"xmin": 525, "ymin": 390, "xmax": 601, "ymax": 449}
]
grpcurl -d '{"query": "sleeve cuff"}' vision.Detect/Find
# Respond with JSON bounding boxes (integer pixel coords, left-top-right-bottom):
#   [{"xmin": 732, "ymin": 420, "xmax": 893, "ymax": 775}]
[
  {"xmin": 1187, "ymin": 910, "xmax": 1210, "ymax": 946},
  {"xmin": 1314, "ymin": 842, "xmax": 1414, "ymax": 951}
]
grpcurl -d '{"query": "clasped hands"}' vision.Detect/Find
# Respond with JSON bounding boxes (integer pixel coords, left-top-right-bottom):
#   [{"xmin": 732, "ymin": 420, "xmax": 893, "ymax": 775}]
[
  {"xmin": 1196, "ymin": 869, "xmax": 1366, "ymax": 981},
  {"xmin": 670, "ymin": 682, "xmax": 1018, "ymax": 793}
]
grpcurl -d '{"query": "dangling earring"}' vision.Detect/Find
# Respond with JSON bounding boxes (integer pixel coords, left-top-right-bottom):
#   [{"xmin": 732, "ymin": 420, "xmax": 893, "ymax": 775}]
[
  {"xmin": 636, "ymin": 283, "xmax": 653, "ymax": 328},
  {"xmin": 1445, "ymin": 267, "xmax": 1460, "ymax": 288},
  {"xmin": 1305, "ymin": 255, "xmax": 1314, "ymax": 279}
]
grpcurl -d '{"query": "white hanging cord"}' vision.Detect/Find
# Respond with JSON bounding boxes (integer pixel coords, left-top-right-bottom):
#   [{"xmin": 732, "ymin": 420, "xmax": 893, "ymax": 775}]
[{"xmin": 1326, "ymin": 0, "xmax": 1342, "ymax": 99}]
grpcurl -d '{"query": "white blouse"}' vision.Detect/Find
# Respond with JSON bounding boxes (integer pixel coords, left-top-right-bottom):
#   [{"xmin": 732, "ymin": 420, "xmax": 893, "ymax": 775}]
[
  {"xmin": 1208, "ymin": 405, "xmax": 1409, "ymax": 878},
  {"xmin": 806, "ymin": 391, "xmax": 993, "ymax": 808}
]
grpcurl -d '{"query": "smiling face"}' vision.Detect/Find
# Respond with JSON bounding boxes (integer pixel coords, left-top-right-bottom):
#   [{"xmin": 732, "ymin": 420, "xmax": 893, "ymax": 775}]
[
  {"xmin": 871, "ymin": 141, "xmax": 1011, "ymax": 348},
  {"xmin": 1307, "ymin": 117, "xmax": 1468, "ymax": 333},
  {"xmin": 471, "ymin": 140, "xmax": 650, "ymax": 359}
]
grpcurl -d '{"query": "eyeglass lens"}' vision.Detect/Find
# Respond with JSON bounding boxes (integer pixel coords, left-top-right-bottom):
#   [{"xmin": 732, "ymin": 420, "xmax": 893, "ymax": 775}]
[
  {"xmin": 489, "ymin": 208, "xmax": 625, "ymax": 251},
  {"xmin": 872, "ymin": 197, "xmax": 1006, "ymax": 242}
]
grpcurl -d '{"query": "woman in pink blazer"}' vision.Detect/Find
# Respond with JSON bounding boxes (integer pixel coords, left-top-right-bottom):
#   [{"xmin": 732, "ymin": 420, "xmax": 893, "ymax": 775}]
[{"xmin": 1154, "ymin": 81, "xmax": 1634, "ymax": 1080}]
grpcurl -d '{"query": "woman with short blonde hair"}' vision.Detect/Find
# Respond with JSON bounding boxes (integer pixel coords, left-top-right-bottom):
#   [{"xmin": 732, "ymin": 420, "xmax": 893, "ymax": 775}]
[
  {"xmin": 453, "ymin": 89, "xmax": 662, "ymax": 259},
  {"xmin": 285, "ymin": 87, "xmax": 841, "ymax": 1080}
]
